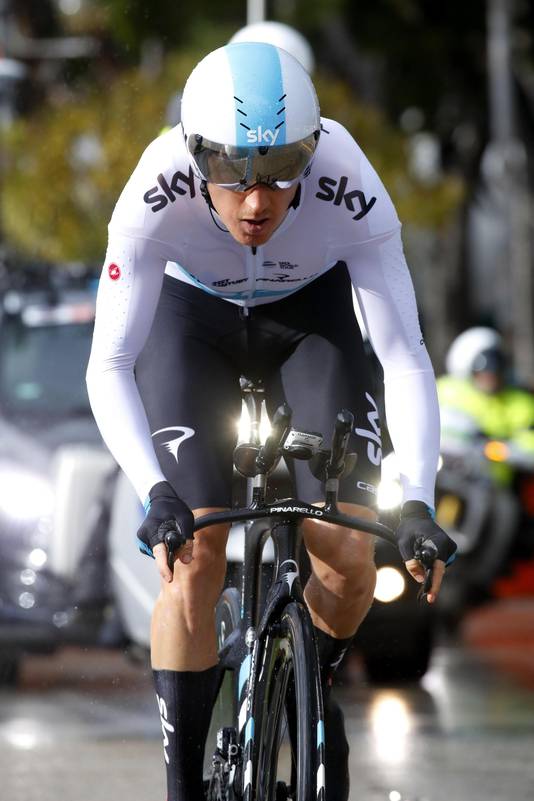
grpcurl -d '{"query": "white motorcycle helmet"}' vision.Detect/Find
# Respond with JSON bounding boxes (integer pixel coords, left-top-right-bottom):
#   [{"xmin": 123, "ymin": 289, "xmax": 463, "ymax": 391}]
[
  {"xmin": 229, "ymin": 20, "xmax": 315, "ymax": 75},
  {"xmin": 180, "ymin": 42, "xmax": 321, "ymax": 191},
  {"xmin": 445, "ymin": 327, "xmax": 504, "ymax": 378}
]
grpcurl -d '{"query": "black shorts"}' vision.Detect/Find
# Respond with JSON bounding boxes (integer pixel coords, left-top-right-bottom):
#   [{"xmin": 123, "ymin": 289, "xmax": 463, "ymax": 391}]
[{"xmin": 135, "ymin": 264, "xmax": 382, "ymax": 510}]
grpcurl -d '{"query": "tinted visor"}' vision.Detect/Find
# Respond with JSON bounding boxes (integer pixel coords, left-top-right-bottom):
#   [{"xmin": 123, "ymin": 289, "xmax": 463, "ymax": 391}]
[{"xmin": 187, "ymin": 131, "xmax": 319, "ymax": 190}]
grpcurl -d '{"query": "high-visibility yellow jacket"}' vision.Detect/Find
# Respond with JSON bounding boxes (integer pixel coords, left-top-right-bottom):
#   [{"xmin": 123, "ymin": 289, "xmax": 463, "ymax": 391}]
[{"xmin": 437, "ymin": 375, "xmax": 534, "ymax": 483}]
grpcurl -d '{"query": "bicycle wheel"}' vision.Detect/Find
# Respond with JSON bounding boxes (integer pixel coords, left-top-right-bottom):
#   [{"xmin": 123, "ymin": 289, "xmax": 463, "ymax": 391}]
[
  {"xmin": 245, "ymin": 601, "xmax": 325, "ymax": 801},
  {"xmin": 205, "ymin": 586, "xmax": 242, "ymax": 801}
]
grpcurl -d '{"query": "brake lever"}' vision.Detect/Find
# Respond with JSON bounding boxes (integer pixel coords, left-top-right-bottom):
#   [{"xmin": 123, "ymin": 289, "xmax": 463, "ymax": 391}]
[
  {"xmin": 158, "ymin": 521, "xmax": 187, "ymax": 572},
  {"xmin": 414, "ymin": 538, "xmax": 438, "ymax": 602}
]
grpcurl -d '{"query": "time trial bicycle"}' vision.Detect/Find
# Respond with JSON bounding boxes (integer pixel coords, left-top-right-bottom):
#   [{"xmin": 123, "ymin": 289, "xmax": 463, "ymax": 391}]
[{"xmin": 166, "ymin": 400, "xmax": 436, "ymax": 801}]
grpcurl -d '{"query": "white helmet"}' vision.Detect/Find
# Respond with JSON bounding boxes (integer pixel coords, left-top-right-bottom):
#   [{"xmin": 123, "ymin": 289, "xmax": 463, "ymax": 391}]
[
  {"xmin": 229, "ymin": 20, "xmax": 315, "ymax": 75},
  {"xmin": 181, "ymin": 42, "xmax": 320, "ymax": 191},
  {"xmin": 445, "ymin": 327, "xmax": 504, "ymax": 378}
]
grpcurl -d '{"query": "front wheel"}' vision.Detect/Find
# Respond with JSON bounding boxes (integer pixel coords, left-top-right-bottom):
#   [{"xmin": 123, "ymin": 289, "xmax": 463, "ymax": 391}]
[
  {"xmin": 245, "ymin": 601, "xmax": 324, "ymax": 801},
  {"xmin": 205, "ymin": 587, "xmax": 242, "ymax": 801}
]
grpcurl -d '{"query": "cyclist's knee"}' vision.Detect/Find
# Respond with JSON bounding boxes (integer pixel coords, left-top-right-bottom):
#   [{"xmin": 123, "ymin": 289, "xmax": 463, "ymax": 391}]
[
  {"xmin": 161, "ymin": 519, "xmax": 229, "ymax": 605},
  {"xmin": 304, "ymin": 504, "xmax": 375, "ymax": 579},
  {"xmin": 304, "ymin": 508, "xmax": 376, "ymax": 605},
  {"xmin": 311, "ymin": 551, "xmax": 376, "ymax": 603}
]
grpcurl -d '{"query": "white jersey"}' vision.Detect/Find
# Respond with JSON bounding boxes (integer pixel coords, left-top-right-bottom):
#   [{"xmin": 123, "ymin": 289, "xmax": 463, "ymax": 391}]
[{"xmin": 87, "ymin": 118, "xmax": 440, "ymax": 506}]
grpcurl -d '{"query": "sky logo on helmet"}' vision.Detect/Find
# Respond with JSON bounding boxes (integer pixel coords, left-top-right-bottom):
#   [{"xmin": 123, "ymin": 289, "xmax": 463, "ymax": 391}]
[{"xmin": 246, "ymin": 126, "xmax": 280, "ymax": 145}]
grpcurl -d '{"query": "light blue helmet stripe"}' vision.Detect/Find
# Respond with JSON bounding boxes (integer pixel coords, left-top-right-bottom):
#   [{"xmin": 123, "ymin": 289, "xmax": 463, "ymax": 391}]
[{"xmin": 226, "ymin": 43, "xmax": 286, "ymax": 147}]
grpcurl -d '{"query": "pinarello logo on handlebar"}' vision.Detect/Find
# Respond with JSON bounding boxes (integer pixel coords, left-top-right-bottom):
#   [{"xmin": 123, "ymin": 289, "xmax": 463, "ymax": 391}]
[{"xmin": 270, "ymin": 504, "xmax": 324, "ymax": 517}]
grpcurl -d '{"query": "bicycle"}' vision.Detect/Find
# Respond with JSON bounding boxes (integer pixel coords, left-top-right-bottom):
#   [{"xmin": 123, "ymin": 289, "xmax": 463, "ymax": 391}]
[{"xmin": 165, "ymin": 400, "xmax": 437, "ymax": 801}]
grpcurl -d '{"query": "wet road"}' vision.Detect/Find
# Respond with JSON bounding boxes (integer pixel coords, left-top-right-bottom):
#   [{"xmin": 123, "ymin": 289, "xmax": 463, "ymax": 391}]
[{"xmin": 1, "ymin": 599, "xmax": 533, "ymax": 801}]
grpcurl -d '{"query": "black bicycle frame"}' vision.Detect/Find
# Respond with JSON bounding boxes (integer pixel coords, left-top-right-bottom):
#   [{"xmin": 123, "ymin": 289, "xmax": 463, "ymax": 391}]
[
  {"xmin": 196, "ymin": 502, "xmax": 398, "ymax": 637},
  {"xmin": 241, "ymin": 515, "xmax": 305, "ymax": 633}
]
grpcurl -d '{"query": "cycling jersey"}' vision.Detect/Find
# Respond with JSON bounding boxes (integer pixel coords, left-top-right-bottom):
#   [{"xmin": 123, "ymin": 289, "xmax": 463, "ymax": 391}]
[{"xmin": 86, "ymin": 118, "xmax": 440, "ymax": 507}]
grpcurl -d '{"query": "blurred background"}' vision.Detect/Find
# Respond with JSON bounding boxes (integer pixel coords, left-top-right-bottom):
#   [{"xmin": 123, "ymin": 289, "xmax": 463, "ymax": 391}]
[{"xmin": 0, "ymin": 2, "xmax": 534, "ymax": 800}]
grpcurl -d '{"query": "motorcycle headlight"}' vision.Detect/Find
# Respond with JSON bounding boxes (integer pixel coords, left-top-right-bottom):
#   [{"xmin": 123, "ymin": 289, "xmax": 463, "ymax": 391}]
[
  {"xmin": 0, "ymin": 465, "xmax": 54, "ymax": 521},
  {"xmin": 374, "ymin": 566, "xmax": 405, "ymax": 603}
]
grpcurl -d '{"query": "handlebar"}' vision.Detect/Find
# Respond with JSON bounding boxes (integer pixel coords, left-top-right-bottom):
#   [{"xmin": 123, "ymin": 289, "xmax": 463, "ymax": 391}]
[
  {"xmin": 162, "ymin": 502, "xmax": 437, "ymax": 598},
  {"xmin": 192, "ymin": 501, "xmax": 397, "ymax": 546}
]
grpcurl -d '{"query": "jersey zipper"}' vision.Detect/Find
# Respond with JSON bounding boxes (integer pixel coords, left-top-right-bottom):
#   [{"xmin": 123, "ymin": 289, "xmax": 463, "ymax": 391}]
[{"xmin": 245, "ymin": 245, "xmax": 261, "ymax": 307}]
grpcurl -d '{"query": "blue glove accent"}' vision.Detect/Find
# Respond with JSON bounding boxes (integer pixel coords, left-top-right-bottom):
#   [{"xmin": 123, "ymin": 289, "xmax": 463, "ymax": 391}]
[{"xmin": 138, "ymin": 539, "xmax": 155, "ymax": 559}]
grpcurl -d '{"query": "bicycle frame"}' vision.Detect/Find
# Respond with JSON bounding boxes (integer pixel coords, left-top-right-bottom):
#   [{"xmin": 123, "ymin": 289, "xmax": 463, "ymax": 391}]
[{"xmin": 196, "ymin": 501, "xmax": 397, "ymax": 634}]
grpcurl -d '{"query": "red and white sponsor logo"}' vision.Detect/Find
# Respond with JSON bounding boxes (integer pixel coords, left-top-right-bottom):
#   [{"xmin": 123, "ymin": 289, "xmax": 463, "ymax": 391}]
[{"xmin": 108, "ymin": 263, "xmax": 121, "ymax": 281}]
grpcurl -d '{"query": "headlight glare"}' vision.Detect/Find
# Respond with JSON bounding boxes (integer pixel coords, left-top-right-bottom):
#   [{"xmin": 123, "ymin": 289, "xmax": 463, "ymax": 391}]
[
  {"xmin": 377, "ymin": 479, "xmax": 403, "ymax": 510},
  {"xmin": 374, "ymin": 566, "xmax": 405, "ymax": 603},
  {"xmin": 0, "ymin": 466, "xmax": 54, "ymax": 520}
]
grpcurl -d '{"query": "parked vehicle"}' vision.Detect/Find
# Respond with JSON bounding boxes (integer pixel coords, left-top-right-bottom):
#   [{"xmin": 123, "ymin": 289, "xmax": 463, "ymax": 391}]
[{"xmin": 0, "ymin": 268, "xmax": 120, "ymax": 683}]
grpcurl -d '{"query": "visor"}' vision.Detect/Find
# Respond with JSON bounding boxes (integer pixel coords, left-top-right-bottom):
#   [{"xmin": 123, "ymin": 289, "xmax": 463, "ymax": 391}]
[{"xmin": 186, "ymin": 131, "xmax": 319, "ymax": 190}]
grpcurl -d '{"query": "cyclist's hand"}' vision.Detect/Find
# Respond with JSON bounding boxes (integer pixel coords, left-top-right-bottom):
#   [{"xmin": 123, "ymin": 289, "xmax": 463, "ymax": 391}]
[
  {"xmin": 396, "ymin": 500, "xmax": 457, "ymax": 604},
  {"xmin": 137, "ymin": 481, "xmax": 194, "ymax": 582}
]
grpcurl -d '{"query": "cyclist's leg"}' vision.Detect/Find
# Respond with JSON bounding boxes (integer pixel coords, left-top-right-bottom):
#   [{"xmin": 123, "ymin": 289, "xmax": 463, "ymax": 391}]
[
  {"xmin": 135, "ymin": 277, "xmax": 242, "ymax": 801},
  {"xmin": 151, "ymin": 510, "xmax": 229, "ymax": 801},
  {"xmin": 272, "ymin": 325, "xmax": 380, "ymax": 648},
  {"xmin": 262, "ymin": 265, "xmax": 381, "ymax": 801},
  {"xmin": 302, "ymin": 502, "xmax": 377, "ymax": 638},
  {"xmin": 151, "ymin": 509, "xmax": 230, "ymax": 670},
  {"xmin": 263, "ymin": 291, "xmax": 381, "ymax": 639}
]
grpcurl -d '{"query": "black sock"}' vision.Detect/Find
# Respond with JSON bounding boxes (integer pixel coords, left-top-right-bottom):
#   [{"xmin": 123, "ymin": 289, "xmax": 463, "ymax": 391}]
[
  {"xmin": 314, "ymin": 628, "xmax": 353, "ymax": 801},
  {"xmin": 152, "ymin": 664, "xmax": 221, "ymax": 801},
  {"xmin": 314, "ymin": 627, "xmax": 353, "ymax": 690}
]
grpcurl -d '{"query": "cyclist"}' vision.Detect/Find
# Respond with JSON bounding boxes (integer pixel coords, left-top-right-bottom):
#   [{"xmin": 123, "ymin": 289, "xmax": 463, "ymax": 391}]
[
  {"xmin": 438, "ymin": 326, "xmax": 534, "ymax": 481},
  {"xmin": 86, "ymin": 43, "xmax": 456, "ymax": 801}
]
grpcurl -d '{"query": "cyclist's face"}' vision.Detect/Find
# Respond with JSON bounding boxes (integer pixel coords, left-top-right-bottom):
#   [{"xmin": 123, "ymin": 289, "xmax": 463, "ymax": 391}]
[{"xmin": 208, "ymin": 183, "xmax": 299, "ymax": 246}]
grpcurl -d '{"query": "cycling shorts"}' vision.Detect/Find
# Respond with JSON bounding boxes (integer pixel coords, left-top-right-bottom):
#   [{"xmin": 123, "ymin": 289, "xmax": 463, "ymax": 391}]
[{"xmin": 135, "ymin": 264, "xmax": 382, "ymax": 511}]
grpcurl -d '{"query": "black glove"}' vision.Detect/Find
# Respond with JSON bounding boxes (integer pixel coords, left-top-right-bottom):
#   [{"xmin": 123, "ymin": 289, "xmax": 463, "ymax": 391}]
[
  {"xmin": 137, "ymin": 481, "xmax": 194, "ymax": 559},
  {"xmin": 396, "ymin": 500, "xmax": 457, "ymax": 565}
]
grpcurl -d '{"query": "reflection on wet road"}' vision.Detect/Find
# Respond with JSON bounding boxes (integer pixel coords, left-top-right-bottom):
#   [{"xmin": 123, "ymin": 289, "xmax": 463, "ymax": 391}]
[{"xmin": 1, "ymin": 600, "xmax": 533, "ymax": 801}]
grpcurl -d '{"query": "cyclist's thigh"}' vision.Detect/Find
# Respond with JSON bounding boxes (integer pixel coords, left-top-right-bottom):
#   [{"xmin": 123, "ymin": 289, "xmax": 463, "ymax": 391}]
[
  {"xmin": 265, "ymin": 301, "xmax": 382, "ymax": 508},
  {"xmin": 135, "ymin": 277, "xmax": 242, "ymax": 510}
]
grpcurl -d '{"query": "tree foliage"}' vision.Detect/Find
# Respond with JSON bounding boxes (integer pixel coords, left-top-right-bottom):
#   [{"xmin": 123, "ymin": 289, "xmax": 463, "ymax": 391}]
[{"xmin": 3, "ymin": 51, "xmax": 196, "ymax": 262}]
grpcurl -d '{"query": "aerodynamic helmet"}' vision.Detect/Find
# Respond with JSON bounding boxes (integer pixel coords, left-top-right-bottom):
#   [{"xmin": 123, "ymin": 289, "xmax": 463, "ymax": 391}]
[{"xmin": 181, "ymin": 42, "xmax": 321, "ymax": 191}]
